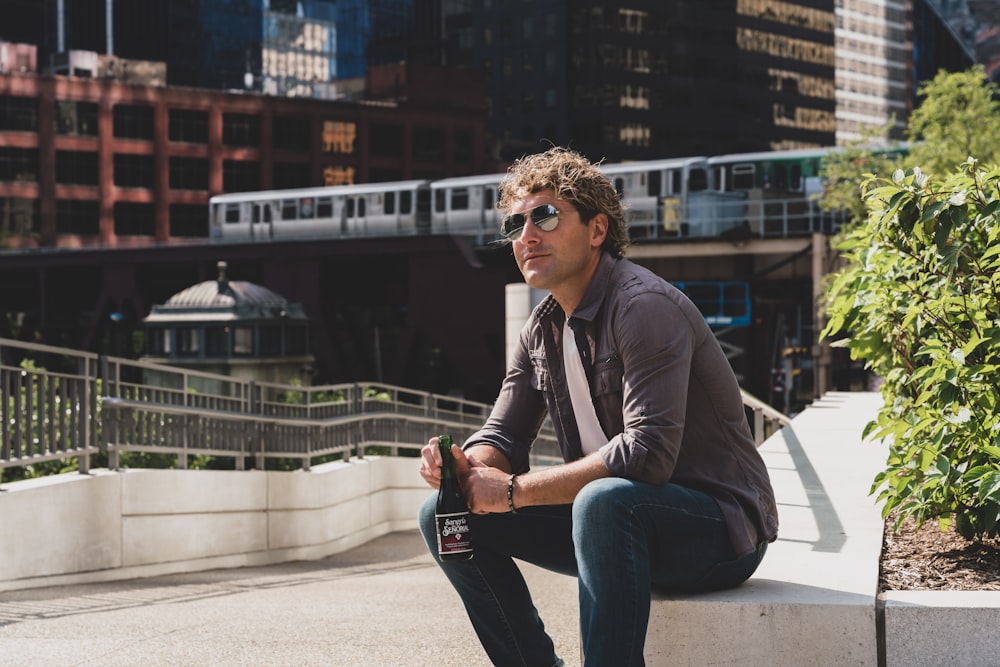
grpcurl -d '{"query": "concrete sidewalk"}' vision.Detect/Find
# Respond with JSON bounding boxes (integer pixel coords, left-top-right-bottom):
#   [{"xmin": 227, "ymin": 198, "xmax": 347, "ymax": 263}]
[
  {"xmin": 0, "ymin": 392, "xmax": 887, "ymax": 667},
  {"xmin": 0, "ymin": 530, "xmax": 580, "ymax": 667}
]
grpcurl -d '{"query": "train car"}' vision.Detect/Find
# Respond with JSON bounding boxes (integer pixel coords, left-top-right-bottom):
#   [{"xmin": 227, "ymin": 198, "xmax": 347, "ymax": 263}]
[
  {"xmin": 210, "ymin": 180, "xmax": 432, "ymax": 242},
  {"xmin": 709, "ymin": 146, "xmax": 833, "ymax": 197},
  {"xmin": 599, "ymin": 156, "xmax": 745, "ymax": 239},
  {"xmin": 707, "ymin": 144, "xmax": 909, "ymax": 237},
  {"xmin": 707, "ymin": 147, "xmax": 836, "ymax": 237},
  {"xmin": 429, "ymin": 172, "xmax": 506, "ymax": 240}
]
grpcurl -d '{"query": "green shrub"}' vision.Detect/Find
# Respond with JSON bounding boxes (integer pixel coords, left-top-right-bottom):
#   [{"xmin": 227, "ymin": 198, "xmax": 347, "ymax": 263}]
[{"xmin": 823, "ymin": 158, "xmax": 1000, "ymax": 539}]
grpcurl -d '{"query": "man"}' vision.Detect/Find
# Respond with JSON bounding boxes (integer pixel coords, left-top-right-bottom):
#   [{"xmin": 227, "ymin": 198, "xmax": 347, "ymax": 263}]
[{"xmin": 418, "ymin": 147, "xmax": 778, "ymax": 666}]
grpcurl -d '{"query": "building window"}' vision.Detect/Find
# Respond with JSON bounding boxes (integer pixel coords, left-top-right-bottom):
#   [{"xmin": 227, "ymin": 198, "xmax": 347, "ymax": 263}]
[
  {"xmin": 113, "ymin": 104, "xmax": 154, "ymax": 140},
  {"xmin": 170, "ymin": 204, "xmax": 208, "ymax": 237},
  {"xmin": 168, "ymin": 109, "xmax": 209, "ymax": 144},
  {"xmin": 177, "ymin": 327, "xmax": 200, "ymax": 355},
  {"xmin": 169, "ymin": 157, "xmax": 209, "ymax": 191},
  {"xmin": 321, "ymin": 120, "xmax": 356, "ymax": 153},
  {"xmin": 222, "ymin": 113, "xmax": 260, "ymax": 147},
  {"xmin": 55, "ymin": 101, "xmax": 98, "ymax": 136},
  {"xmin": 206, "ymin": 326, "xmax": 228, "ymax": 356},
  {"xmin": 113, "ymin": 153, "xmax": 155, "ymax": 188},
  {"xmin": 114, "ymin": 202, "xmax": 155, "ymax": 236},
  {"xmin": 55, "ymin": 199, "xmax": 99, "ymax": 235},
  {"xmin": 223, "ymin": 160, "xmax": 260, "ymax": 193},
  {"xmin": 273, "ymin": 115, "xmax": 311, "ymax": 151},
  {"xmin": 0, "ymin": 197, "xmax": 39, "ymax": 236},
  {"xmin": 369, "ymin": 123, "xmax": 403, "ymax": 158},
  {"xmin": 56, "ymin": 150, "xmax": 100, "ymax": 186},
  {"xmin": 0, "ymin": 95, "xmax": 37, "ymax": 132},
  {"xmin": 233, "ymin": 327, "xmax": 254, "ymax": 355},
  {"xmin": 0, "ymin": 147, "xmax": 39, "ymax": 182},
  {"xmin": 146, "ymin": 327, "xmax": 171, "ymax": 356},
  {"xmin": 413, "ymin": 126, "xmax": 446, "ymax": 162},
  {"xmin": 323, "ymin": 164, "xmax": 355, "ymax": 185}
]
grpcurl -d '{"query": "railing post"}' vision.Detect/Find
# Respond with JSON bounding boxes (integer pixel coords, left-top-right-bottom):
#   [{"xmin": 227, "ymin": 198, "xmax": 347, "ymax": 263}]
[{"xmin": 753, "ymin": 407, "xmax": 765, "ymax": 447}]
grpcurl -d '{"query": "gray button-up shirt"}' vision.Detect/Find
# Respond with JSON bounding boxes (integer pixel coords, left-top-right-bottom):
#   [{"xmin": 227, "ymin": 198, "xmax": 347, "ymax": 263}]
[{"xmin": 465, "ymin": 252, "xmax": 778, "ymax": 557}]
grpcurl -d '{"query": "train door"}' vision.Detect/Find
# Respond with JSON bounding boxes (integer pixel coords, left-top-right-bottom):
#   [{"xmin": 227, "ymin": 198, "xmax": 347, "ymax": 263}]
[
  {"xmin": 482, "ymin": 185, "xmax": 497, "ymax": 236},
  {"xmin": 415, "ymin": 186, "xmax": 431, "ymax": 234},
  {"xmin": 345, "ymin": 195, "xmax": 367, "ymax": 235},
  {"xmin": 250, "ymin": 200, "xmax": 273, "ymax": 239}
]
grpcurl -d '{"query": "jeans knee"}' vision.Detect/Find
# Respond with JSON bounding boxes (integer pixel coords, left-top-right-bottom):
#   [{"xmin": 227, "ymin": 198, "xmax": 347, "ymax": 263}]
[{"xmin": 572, "ymin": 477, "xmax": 630, "ymax": 526}]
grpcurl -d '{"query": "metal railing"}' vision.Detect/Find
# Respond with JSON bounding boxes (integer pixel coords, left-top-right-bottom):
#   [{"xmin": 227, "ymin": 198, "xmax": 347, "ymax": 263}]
[{"xmin": 2, "ymin": 336, "xmax": 788, "ymax": 478}]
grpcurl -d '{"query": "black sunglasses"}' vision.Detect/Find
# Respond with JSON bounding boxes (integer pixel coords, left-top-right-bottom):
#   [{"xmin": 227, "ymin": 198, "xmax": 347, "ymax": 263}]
[{"xmin": 501, "ymin": 204, "xmax": 561, "ymax": 240}]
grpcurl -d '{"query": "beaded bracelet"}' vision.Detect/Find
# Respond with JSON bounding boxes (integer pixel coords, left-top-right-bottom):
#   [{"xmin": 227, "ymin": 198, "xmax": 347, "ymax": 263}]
[{"xmin": 507, "ymin": 473, "xmax": 517, "ymax": 514}]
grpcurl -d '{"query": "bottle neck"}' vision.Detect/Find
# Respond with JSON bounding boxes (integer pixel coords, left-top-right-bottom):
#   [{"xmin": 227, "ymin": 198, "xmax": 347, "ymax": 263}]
[{"xmin": 439, "ymin": 445, "xmax": 456, "ymax": 479}]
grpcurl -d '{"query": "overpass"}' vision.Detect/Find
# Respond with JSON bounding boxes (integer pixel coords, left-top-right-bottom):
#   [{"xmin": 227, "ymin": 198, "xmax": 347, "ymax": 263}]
[{"xmin": 0, "ymin": 227, "xmax": 835, "ymax": 408}]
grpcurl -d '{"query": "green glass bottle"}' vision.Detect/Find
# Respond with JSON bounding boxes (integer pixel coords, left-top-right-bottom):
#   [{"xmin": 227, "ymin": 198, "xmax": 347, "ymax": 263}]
[{"xmin": 435, "ymin": 434, "xmax": 473, "ymax": 561}]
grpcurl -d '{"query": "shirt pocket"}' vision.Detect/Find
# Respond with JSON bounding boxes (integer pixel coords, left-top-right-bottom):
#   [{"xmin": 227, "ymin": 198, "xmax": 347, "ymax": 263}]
[
  {"xmin": 593, "ymin": 353, "xmax": 624, "ymax": 397},
  {"xmin": 529, "ymin": 351, "xmax": 550, "ymax": 392}
]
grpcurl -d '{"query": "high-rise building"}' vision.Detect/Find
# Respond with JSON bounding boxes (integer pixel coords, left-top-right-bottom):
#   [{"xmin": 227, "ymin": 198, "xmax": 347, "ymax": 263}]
[
  {"xmin": 440, "ymin": 1, "xmax": 838, "ymax": 164},
  {"xmin": 835, "ymin": 0, "xmax": 974, "ymax": 144}
]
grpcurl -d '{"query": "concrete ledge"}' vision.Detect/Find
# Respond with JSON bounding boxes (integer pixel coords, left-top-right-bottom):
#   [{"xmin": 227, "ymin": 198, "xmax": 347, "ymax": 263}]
[
  {"xmin": 882, "ymin": 591, "xmax": 1000, "ymax": 666},
  {"xmin": 0, "ymin": 456, "xmax": 427, "ymax": 592},
  {"xmin": 645, "ymin": 392, "xmax": 887, "ymax": 666}
]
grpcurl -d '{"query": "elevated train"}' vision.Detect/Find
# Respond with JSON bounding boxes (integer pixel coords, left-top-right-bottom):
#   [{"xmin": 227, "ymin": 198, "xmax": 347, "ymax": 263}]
[{"xmin": 209, "ymin": 146, "xmax": 898, "ymax": 244}]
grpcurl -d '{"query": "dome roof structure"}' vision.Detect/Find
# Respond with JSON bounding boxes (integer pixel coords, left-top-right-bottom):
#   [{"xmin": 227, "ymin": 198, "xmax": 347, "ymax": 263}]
[{"xmin": 144, "ymin": 261, "xmax": 308, "ymax": 323}]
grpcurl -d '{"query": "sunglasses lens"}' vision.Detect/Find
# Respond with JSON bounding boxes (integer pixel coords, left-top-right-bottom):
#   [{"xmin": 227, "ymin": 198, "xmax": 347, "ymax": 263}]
[{"xmin": 503, "ymin": 205, "xmax": 560, "ymax": 240}]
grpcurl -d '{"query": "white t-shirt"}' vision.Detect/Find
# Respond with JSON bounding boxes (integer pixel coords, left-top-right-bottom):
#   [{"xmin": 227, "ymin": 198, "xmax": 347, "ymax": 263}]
[{"xmin": 563, "ymin": 318, "xmax": 607, "ymax": 455}]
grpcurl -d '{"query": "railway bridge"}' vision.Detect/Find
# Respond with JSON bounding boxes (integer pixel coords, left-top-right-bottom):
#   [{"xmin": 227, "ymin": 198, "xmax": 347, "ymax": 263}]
[{"xmin": 0, "ymin": 226, "xmax": 839, "ymax": 409}]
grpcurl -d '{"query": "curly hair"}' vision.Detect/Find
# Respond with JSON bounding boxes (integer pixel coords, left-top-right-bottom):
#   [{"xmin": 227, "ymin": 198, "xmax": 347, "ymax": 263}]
[{"xmin": 497, "ymin": 147, "xmax": 629, "ymax": 257}]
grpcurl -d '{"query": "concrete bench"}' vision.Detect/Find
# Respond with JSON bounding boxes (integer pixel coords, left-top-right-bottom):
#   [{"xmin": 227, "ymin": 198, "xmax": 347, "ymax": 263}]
[{"xmin": 644, "ymin": 392, "xmax": 886, "ymax": 666}]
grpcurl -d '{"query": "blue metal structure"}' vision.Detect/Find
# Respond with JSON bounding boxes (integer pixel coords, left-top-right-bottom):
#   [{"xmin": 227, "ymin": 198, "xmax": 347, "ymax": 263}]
[{"xmin": 673, "ymin": 281, "xmax": 751, "ymax": 328}]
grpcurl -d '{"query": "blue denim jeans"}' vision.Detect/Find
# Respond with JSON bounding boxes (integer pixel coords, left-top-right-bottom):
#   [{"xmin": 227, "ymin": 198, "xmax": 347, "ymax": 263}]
[{"xmin": 418, "ymin": 477, "xmax": 768, "ymax": 667}]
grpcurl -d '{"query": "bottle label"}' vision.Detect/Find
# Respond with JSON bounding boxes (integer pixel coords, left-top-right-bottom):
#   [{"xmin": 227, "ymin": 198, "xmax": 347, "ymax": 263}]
[{"xmin": 436, "ymin": 511, "xmax": 473, "ymax": 556}]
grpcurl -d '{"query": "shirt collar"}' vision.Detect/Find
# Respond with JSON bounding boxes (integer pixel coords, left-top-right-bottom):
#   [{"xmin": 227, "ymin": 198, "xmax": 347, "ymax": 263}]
[
  {"xmin": 534, "ymin": 252, "xmax": 616, "ymax": 324},
  {"xmin": 569, "ymin": 252, "xmax": 616, "ymax": 324}
]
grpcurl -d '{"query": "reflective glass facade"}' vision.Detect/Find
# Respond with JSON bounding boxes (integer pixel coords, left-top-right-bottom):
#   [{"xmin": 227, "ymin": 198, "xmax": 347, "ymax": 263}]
[{"xmin": 445, "ymin": 1, "xmax": 837, "ymax": 163}]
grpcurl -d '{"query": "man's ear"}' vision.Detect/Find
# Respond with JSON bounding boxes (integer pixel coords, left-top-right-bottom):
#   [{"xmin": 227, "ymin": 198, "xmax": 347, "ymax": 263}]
[{"xmin": 591, "ymin": 213, "xmax": 608, "ymax": 248}]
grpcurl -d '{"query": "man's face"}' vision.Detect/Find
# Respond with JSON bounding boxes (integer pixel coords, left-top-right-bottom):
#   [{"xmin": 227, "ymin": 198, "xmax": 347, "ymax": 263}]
[{"xmin": 508, "ymin": 189, "xmax": 605, "ymax": 298}]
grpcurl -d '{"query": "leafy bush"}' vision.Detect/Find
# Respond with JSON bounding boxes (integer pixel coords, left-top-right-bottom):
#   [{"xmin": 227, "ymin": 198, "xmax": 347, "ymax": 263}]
[{"xmin": 823, "ymin": 158, "xmax": 1000, "ymax": 539}]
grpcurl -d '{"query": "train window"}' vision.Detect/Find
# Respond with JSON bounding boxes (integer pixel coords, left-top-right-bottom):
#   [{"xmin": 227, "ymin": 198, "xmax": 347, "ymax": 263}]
[
  {"xmin": 347, "ymin": 198, "xmax": 354, "ymax": 218},
  {"xmin": 732, "ymin": 164, "xmax": 755, "ymax": 190},
  {"xmin": 485, "ymin": 187, "xmax": 495, "ymax": 209},
  {"xmin": 225, "ymin": 204, "xmax": 241, "ymax": 224},
  {"xmin": 317, "ymin": 197, "xmax": 333, "ymax": 217},
  {"xmin": 384, "ymin": 192, "xmax": 396, "ymax": 215},
  {"xmin": 689, "ymin": 168, "xmax": 708, "ymax": 192},
  {"xmin": 775, "ymin": 164, "xmax": 787, "ymax": 190},
  {"xmin": 452, "ymin": 188, "xmax": 469, "ymax": 210},
  {"xmin": 790, "ymin": 164, "xmax": 802, "ymax": 191},
  {"xmin": 401, "ymin": 191, "xmax": 412, "ymax": 214},
  {"xmin": 646, "ymin": 171, "xmax": 661, "ymax": 198},
  {"xmin": 435, "ymin": 189, "xmax": 446, "ymax": 212},
  {"xmin": 671, "ymin": 170, "xmax": 681, "ymax": 194},
  {"xmin": 301, "ymin": 197, "xmax": 315, "ymax": 218},
  {"xmin": 614, "ymin": 178, "xmax": 624, "ymax": 196},
  {"xmin": 281, "ymin": 200, "xmax": 297, "ymax": 220},
  {"xmin": 358, "ymin": 198, "xmax": 366, "ymax": 217}
]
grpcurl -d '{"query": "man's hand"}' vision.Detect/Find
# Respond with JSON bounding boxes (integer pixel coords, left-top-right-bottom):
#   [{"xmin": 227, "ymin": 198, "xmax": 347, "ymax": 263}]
[
  {"xmin": 418, "ymin": 439, "xmax": 512, "ymax": 514},
  {"xmin": 418, "ymin": 436, "xmax": 447, "ymax": 489},
  {"xmin": 455, "ymin": 448, "xmax": 510, "ymax": 514}
]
